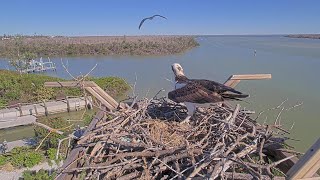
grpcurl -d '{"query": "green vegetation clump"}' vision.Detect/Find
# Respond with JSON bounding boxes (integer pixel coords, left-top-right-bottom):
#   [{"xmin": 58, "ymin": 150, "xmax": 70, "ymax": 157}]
[
  {"xmin": 2, "ymin": 147, "xmax": 43, "ymax": 168},
  {"xmin": 34, "ymin": 117, "xmax": 70, "ymax": 149},
  {"xmin": 0, "ymin": 155, "xmax": 6, "ymax": 166},
  {"xmin": 46, "ymin": 148, "xmax": 57, "ymax": 161},
  {"xmin": 0, "ymin": 70, "xmax": 129, "ymax": 107},
  {"xmin": 0, "ymin": 35, "xmax": 199, "ymax": 57},
  {"xmin": 23, "ymin": 169, "xmax": 56, "ymax": 180}
]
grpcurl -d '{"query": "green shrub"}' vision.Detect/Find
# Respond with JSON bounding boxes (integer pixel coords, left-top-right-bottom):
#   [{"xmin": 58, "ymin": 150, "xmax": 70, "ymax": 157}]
[
  {"xmin": 23, "ymin": 169, "xmax": 56, "ymax": 180},
  {"xmin": 24, "ymin": 152, "xmax": 43, "ymax": 168},
  {"xmin": 8, "ymin": 147, "xmax": 43, "ymax": 168},
  {"xmin": 33, "ymin": 87, "xmax": 55, "ymax": 101},
  {"xmin": 34, "ymin": 117, "xmax": 69, "ymax": 149},
  {"xmin": 46, "ymin": 148, "xmax": 57, "ymax": 160},
  {"xmin": 0, "ymin": 155, "xmax": 7, "ymax": 166}
]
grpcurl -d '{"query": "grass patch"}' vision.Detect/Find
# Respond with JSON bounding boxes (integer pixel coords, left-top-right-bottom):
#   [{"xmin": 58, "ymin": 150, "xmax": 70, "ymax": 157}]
[{"xmin": 0, "ymin": 70, "xmax": 129, "ymax": 107}]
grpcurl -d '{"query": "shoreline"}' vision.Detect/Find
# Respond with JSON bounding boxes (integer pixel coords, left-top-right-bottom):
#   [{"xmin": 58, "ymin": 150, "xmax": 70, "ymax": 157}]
[
  {"xmin": 0, "ymin": 35, "xmax": 199, "ymax": 58},
  {"xmin": 285, "ymin": 34, "xmax": 320, "ymax": 39}
]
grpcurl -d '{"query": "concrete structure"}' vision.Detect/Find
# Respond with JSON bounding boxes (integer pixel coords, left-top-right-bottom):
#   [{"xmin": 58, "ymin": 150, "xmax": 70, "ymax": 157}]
[
  {"xmin": 0, "ymin": 96, "xmax": 92, "ymax": 129},
  {"xmin": 0, "ymin": 115, "xmax": 36, "ymax": 129}
]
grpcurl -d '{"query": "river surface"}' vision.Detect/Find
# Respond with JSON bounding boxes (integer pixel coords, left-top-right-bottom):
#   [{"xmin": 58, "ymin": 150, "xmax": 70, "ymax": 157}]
[{"xmin": 1, "ymin": 35, "xmax": 320, "ymax": 152}]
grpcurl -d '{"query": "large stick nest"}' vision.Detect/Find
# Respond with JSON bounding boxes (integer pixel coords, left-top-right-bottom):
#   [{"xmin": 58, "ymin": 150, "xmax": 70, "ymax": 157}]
[{"xmin": 61, "ymin": 97, "xmax": 294, "ymax": 180}]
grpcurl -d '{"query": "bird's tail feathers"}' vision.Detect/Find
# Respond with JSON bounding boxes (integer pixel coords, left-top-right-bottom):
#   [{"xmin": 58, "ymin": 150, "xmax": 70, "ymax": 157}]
[
  {"xmin": 228, "ymin": 88, "xmax": 243, "ymax": 95},
  {"xmin": 223, "ymin": 94, "xmax": 251, "ymax": 104},
  {"xmin": 222, "ymin": 93, "xmax": 249, "ymax": 100}
]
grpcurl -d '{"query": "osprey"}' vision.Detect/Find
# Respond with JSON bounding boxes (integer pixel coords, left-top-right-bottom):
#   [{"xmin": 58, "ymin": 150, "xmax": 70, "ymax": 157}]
[
  {"xmin": 168, "ymin": 63, "xmax": 249, "ymax": 123},
  {"xmin": 138, "ymin": 14, "xmax": 167, "ymax": 29}
]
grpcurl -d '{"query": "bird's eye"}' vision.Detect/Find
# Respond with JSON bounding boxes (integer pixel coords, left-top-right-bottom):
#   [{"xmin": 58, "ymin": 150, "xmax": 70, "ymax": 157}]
[{"xmin": 177, "ymin": 67, "xmax": 182, "ymax": 71}]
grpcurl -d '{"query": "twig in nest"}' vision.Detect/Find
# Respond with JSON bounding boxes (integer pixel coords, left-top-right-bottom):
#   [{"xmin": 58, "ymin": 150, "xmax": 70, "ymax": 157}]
[{"xmin": 153, "ymin": 157, "xmax": 184, "ymax": 177}]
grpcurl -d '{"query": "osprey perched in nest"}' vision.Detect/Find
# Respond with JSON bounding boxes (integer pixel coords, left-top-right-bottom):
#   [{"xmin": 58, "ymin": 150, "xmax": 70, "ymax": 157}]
[{"xmin": 168, "ymin": 63, "xmax": 249, "ymax": 123}]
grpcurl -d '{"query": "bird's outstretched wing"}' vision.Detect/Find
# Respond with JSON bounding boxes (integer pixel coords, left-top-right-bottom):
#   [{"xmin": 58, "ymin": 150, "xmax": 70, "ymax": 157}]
[
  {"xmin": 139, "ymin": 18, "xmax": 149, "ymax": 29},
  {"xmin": 168, "ymin": 82, "xmax": 223, "ymax": 104},
  {"xmin": 192, "ymin": 79, "xmax": 243, "ymax": 94},
  {"xmin": 152, "ymin": 15, "xmax": 167, "ymax": 19},
  {"xmin": 138, "ymin": 14, "xmax": 167, "ymax": 29}
]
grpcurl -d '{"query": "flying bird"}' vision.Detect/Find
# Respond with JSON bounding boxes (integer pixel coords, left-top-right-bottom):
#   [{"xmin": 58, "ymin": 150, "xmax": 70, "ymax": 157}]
[
  {"xmin": 168, "ymin": 63, "xmax": 249, "ymax": 123},
  {"xmin": 138, "ymin": 15, "xmax": 167, "ymax": 29}
]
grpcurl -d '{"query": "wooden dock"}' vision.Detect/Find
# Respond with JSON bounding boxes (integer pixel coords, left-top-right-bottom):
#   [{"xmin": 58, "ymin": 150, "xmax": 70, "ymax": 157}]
[
  {"xmin": 20, "ymin": 57, "xmax": 56, "ymax": 73},
  {"xmin": 0, "ymin": 96, "xmax": 92, "ymax": 129}
]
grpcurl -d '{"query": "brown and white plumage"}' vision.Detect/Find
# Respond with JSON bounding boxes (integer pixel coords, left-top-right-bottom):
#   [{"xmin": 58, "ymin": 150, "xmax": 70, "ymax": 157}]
[
  {"xmin": 168, "ymin": 78, "xmax": 248, "ymax": 103},
  {"xmin": 168, "ymin": 63, "xmax": 249, "ymax": 123}
]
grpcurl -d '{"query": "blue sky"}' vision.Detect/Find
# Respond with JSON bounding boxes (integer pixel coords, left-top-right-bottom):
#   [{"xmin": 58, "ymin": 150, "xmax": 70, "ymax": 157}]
[{"xmin": 1, "ymin": 0, "xmax": 319, "ymax": 36}]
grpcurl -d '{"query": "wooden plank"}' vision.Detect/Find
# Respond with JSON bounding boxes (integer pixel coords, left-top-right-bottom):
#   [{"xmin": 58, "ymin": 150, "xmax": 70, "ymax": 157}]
[
  {"xmin": 33, "ymin": 122, "xmax": 64, "ymax": 135},
  {"xmin": 224, "ymin": 74, "xmax": 272, "ymax": 88},
  {"xmin": 229, "ymin": 74, "xmax": 272, "ymax": 80},
  {"xmin": 56, "ymin": 111, "xmax": 105, "ymax": 180},
  {"xmin": 91, "ymin": 82, "xmax": 118, "ymax": 106},
  {"xmin": 84, "ymin": 87, "xmax": 115, "ymax": 110},
  {"xmin": 287, "ymin": 138, "xmax": 320, "ymax": 179},
  {"xmin": 44, "ymin": 81, "xmax": 97, "ymax": 87},
  {"xmin": 297, "ymin": 177, "xmax": 320, "ymax": 180},
  {"xmin": 92, "ymin": 85, "xmax": 118, "ymax": 108},
  {"xmin": 224, "ymin": 79, "xmax": 241, "ymax": 88}
]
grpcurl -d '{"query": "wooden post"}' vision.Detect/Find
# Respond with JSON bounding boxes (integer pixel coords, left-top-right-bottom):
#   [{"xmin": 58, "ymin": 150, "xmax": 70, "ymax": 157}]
[
  {"xmin": 18, "ymin": 103, "xmax": 23, "ymax": 116},
  {"xmin": 84, "ymin": 95, "xmax": 88, "ymax": 109},
  {"xmin": 66, "ymin": 96, "xmax": 70, "ymax": 112},
  {"xmin": 287, "ymin": 138, "xmax": 320, "ymax": 179},
  {"xmin": 56, "ymin": 137, "xmax": 70, "ymax": 160},
  {"xmin": 43, "ymin": 100, "xmax": 48, "ymax": 116},
  {"xmin": 33, "ymin": 104, "xmax": 38, "ymax": 115}
]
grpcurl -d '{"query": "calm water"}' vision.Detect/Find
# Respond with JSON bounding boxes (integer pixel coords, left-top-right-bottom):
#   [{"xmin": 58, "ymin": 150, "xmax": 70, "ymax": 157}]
[{"xmin": 1, "ymin": 35, "xmax": 320, "ymax": 151}]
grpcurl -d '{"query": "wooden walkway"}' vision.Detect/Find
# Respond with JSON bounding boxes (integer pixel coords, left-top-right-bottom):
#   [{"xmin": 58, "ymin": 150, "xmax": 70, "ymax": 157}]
[{"xmin": 0, "ymin": 97, "xmax": 92, "ymax": 129}]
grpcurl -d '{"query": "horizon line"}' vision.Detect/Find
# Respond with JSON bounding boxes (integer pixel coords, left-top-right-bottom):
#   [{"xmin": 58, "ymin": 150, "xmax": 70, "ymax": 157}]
[{"xmin": 2, "ymin": 33, "xmax": 317, "ymax": 37}]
